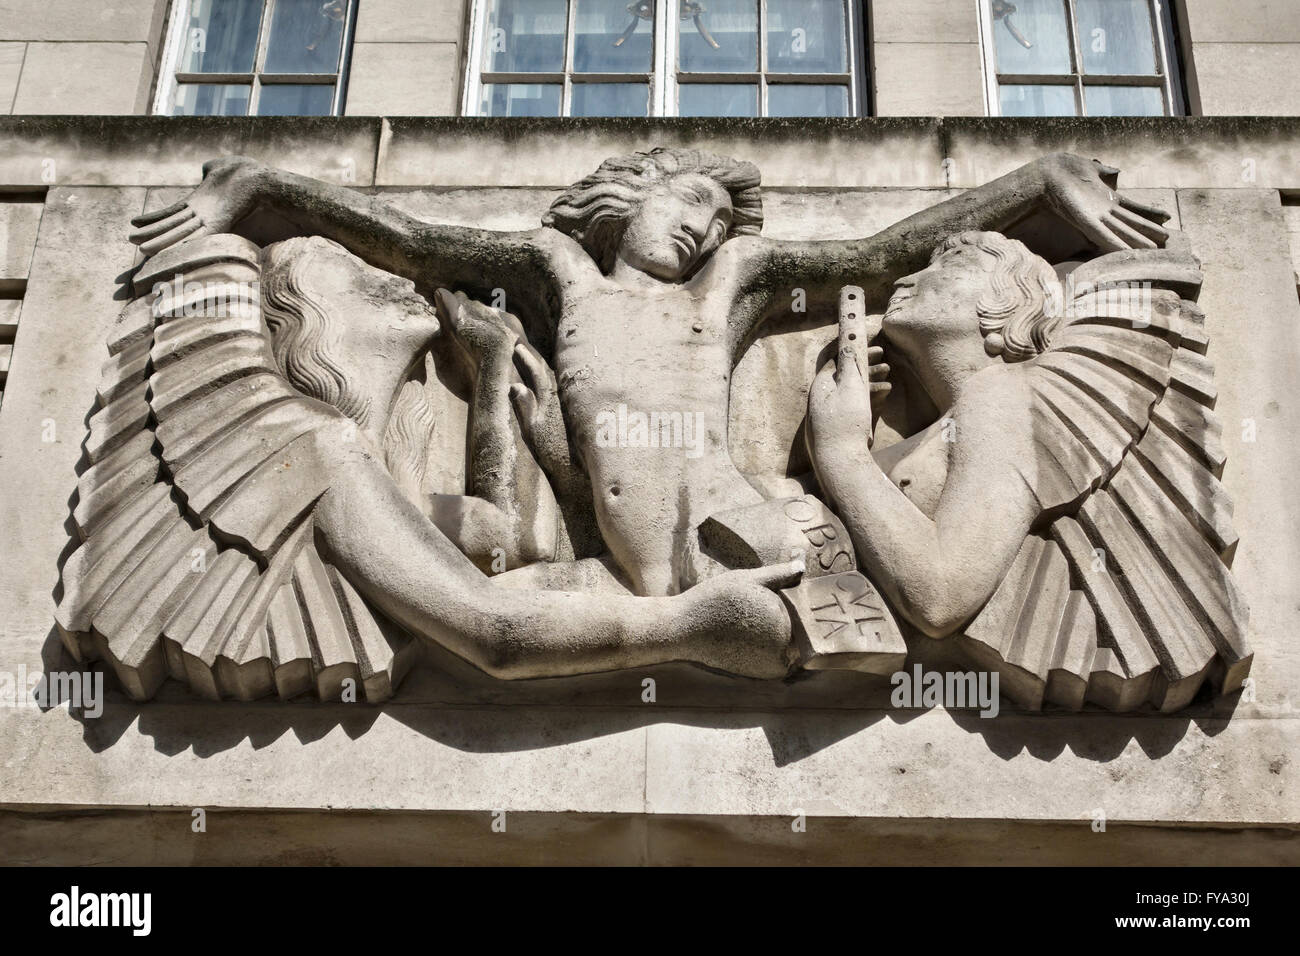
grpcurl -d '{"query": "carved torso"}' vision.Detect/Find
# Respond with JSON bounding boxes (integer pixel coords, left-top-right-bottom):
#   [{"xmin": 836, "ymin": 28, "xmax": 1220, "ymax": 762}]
[{"xmin": 552, "ymin": 265, "xmax": 761, "ymax": 594}]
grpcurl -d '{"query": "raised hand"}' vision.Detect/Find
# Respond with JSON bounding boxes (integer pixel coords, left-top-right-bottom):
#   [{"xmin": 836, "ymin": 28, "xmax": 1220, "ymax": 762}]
[
  {"xmin": 434, "ymin": 288, "xmax": 525, "ymax": 372},
  {"xmin": 1038, "ymin": 152, "xmax": 1170, "ymax": 252},
  {"xmin": 128, "ymin": 155, "xmax": 269, "ymax": 258}
]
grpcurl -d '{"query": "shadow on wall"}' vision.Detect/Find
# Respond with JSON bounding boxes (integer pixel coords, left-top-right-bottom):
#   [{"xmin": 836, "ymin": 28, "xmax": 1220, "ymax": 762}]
[{"xmin": 37, "ymin": 623, "xmax": 1241, "ymax": 767}]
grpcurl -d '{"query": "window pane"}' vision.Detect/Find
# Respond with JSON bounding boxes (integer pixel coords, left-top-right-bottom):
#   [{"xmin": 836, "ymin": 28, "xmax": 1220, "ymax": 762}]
[
  {"xmin": 1075, "ymin": 0, "xmax": 1156, "ymax": 75},
  {"xmin": 482, "ymin": 0, "xmax": 567, "ymax": 73},
  {"xmin": 679, "ymin": 0, "xmax": 757, "ymax": 73},
  {"xmin": 180, "ymin": 0, "xmax": 264, "ymax": 73},
  {"xmin": 768, "ymin": 84, "xmax": 848, "ymax": 117},
  {"xmin": 767, "ymin": 0, "xmax": 846, "ymax": 74},
  {"xmin": 571, "ymin": 83, "xmax": 648, "ymax": 117},
  {"xmin": 678, "ymin": 83, "xmax": 757, "ymax": 117},
  {"xmin": 264, "ymin": 0, "xmax": 348, "ymax": 74},
  {"xmin": 257, "ymin": 83, "xmax": 335, "ymax": 115},
  {"xmin": 1084, "ymin": 84, "xmax": 1163, "ymax": 116},
  {"xmin": 574, "ymin": 0, "xmax": 652, "ymax": 73},
  {"xmin": 172, "ymin": 83, "xmax": 250, "ymax": 115},
  {"xmin": 480, "ymin": 82, "xmax": 562, "ymax": 116},
  {"xmin": 991, "ymin": 0, "xmax": 1071, "ymax": 75},
  {"xmin": 999, "ymin": 83, "xmax": 1076, "ymax": 116}
]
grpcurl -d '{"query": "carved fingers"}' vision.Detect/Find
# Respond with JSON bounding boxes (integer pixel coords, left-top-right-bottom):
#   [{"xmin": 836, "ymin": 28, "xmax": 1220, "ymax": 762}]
[
  {"xmin": 435, "ymin": 288, "xmax": 521, "ymax": 367},
  {"xmin": 130, "ymin": 205, "xmax": 208, "ymax": 256},
  {"xmin": 510, "ymin": 341, "xmax": 570, "ymax": 475},
  {"xmin": 1044, "ymin": 155, "xmax": 1171, "ymax": 253}
]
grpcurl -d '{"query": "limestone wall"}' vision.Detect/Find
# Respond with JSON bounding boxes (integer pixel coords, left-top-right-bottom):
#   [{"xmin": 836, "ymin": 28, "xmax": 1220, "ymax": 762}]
[{"xmin": 0, "ymin": 116, "xmax": 1296, "ymax": 863}]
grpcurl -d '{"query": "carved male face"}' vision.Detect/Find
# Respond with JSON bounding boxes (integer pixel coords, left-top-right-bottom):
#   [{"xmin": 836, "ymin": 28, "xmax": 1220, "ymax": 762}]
[
  {"xmin": 616, "ymin": 173, "xmax": 734, "ymax": 281},
  {"xmin": 883, "ymin": 243, "xmax": 993, "ymax": 349}
]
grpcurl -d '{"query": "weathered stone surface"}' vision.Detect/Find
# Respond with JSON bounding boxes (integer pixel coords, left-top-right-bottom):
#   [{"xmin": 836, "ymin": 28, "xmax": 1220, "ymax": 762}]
[
  {"xmin": 1175, "ymin": 189, "xmax": 1300, "ymax": 720},
  {"xmin": 10, "ymin": 41, "xmax": 151, "ymax": 114},
  {"xmin": 0, "ymin": 117, "xmax": 381, "ymax": 188},
  {"xmin": 0, "ymin": 121, "xmax": 1297, "ymax": 863},
  {"xmin": 1190, "ymin": 44, "xmax": 1300, "ymax": 116},
  {"xmin": 0, "ymin": 198, "xmax": 41, "ymax": 280},
  {"xmin": 869, "ymin": 0, "xmax": 980, "ymax": 44},
  {"xmin": 0, "ymin": 42, "xmax": 22, "ymax": 114},
  {"xmin": 352, "ymin": 0, "xmax": 467, "ymax": 43},
  {"xmin": 0, "ymin": 0, "xmax": 168, "ymax": 43},
  {"xmin": 872, "ymin": 42, "xmax": 985, "ymax": 117},
  {"xmin": 345, "ymin": 42, "xmax": 461, "ymax": 116},
  {"xmin": 943, "ymin": 117, "xmax": 1300, "ymax": 190},
  {"xmin": 1183, "ymin": 0, "xmax": 1300, "ymax": 44},
  {"xmin": 375, "ymin": 118, "xmax": 950, "ymax": 188}
]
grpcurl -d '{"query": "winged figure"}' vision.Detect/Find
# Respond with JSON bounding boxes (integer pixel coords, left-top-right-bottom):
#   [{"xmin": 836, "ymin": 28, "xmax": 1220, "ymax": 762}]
[
  {"xmin": 806, "ymin": 231, "xmax": 1251, "ymax": 711},
  {"xmin": 52, "ymin": 144, "xmax": 1246, "ymax": 711},
  {"xmin": 55, "ymin": 232, "xmax": 807, "ymax": 701}
]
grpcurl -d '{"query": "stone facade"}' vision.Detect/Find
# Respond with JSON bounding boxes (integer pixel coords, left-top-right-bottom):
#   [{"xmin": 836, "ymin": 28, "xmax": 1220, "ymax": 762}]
[{"xmin": 0, "ymin": 115, "xmax": 1297, "ymax": 863}]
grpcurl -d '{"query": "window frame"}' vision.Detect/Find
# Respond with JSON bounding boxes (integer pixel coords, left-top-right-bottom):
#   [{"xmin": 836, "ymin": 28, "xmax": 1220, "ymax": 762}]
[
  {"xmin": 977, "ymin": 0, "xmax": 1186, "ymax": 117},
  {"xmin": 153, "ymin": 0, "xmax": 360, "ymax": 117},
  {"xmin": 463, "ymin": 0, "xmax": 868, "ymax": 117}
]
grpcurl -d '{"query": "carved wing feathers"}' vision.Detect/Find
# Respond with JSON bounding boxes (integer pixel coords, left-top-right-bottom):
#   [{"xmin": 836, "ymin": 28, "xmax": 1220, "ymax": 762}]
[
  {"xmin": 56, "ymin": 234, "xmax": 417, "ymax": 702},
  {"xmin": 960, "ymin": 245, "xmax": 1251, "ymax": 712}
]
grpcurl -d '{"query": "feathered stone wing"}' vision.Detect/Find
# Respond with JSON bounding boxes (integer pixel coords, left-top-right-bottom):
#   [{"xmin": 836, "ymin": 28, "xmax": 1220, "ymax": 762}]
[
  {"xmin": 958, "ymin": 242, "xmax": 1251, "ymax": 712},
  {"xmin": 56, "ymin": 234, "xmax": 417, "ymax": 702}
]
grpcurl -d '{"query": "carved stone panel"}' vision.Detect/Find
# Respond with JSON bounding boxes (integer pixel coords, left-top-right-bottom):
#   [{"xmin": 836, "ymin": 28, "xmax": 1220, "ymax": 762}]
[{"xmin": 54, "ymin": 147, "xmax": 1250, "ymax": 713}]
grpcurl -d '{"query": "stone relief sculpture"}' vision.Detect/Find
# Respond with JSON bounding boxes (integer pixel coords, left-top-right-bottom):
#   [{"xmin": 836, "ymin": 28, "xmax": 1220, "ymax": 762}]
[{"xmin": 54, "ymin": 146, "xmax": 1250, "ymax": 713}]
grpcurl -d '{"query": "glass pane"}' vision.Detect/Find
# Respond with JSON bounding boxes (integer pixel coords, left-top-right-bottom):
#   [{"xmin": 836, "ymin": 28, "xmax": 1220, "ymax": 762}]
[
  {"xmin": 1084, "ymin": 84, "xmax": 1163, "ymax": 116},
  {"xmin": 480, "ymin": 82, "xmax": 562, "ymax": 116},
  {"xmin": 180, "ymin": 0, "xmax": 264, "ymax": 74},
  {"xmin": 257, "ymin": 83, "xmax": 335, "ymax": 115},
  {"xmin": 679, "ymin": 0, "xmax": 757, "ymax": 73},
  {"xmin": 767, "ymin": 0, "xmax": 846, "ymax": 74},
  {"xmin": 1075, "ymin": 0, "xmax": 1156, "ymax": 75},
  {"xmin": 172, "ymin": 83, "xmax": 251, "ymax": 115},
  {"xmin": 264, "ymin": 0, "xmax": 348, "ymax": 74},
  {"xmin": 574, "ymin": 0, "xmax": 652, "ymax": 73},
  {"xmin": 482, "ymin": 0, "xmax": 567, "ymax": 73},
  {"xmin": 999, "ymin": 83, "xmax": 1076, "ymax": 116},
  {"xmin": 991, "ymin": 0, "xmax": 1072, "ymax": 75},
  {"xmin": 768, "ymin": 84, "xmax": 849, "ymax": 117},
  {"xmin": 678, "ymin": 82, "xmax": 757, "ymax": 117},
  {"xmin": 571, "ymin": 82, "xmax": 648, "ymax": 117}
]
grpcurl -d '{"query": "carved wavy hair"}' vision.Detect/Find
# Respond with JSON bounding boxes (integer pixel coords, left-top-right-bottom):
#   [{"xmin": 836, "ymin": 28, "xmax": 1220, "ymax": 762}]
[
  {"xmin": 260, "ymin": 236, "xmax": 372, "ymax": 426},
  {"xmin": 542, "ymin": 147, "xmax": 764, "ymax": 273},
  {"xmin": 932, "ymin": 231, "xmax": 1062, "ymax": 362}
]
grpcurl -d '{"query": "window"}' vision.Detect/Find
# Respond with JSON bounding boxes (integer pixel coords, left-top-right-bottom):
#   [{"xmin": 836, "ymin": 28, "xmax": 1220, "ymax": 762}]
[
  {"xmin": 155, "ymin": 0, "xmax": 358, "ymax": 116},
  {"xmin": 979, "ymin": 0, "xmax": 1184, "ymax": 116},
  {"xmin": 465, "ymin": 0, "xmax": 865, "ymax": 117}
]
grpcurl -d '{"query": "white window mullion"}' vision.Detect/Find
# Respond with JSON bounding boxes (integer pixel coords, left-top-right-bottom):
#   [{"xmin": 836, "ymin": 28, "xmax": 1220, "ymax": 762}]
[
  {"xmin": 1151, "ymin": 0, "xmax": 1177, "ymax": 116},
  {"xmin": 561, "ymin": 0, "xmax": 577, "ymax": 115}
]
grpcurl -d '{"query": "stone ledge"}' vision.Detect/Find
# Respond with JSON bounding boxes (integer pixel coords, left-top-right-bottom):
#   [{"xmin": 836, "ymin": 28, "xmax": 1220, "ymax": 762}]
[
  {"xmin": 2, "ymin": 117, "xmax": 1299, "ymax": 189},
  {"xmin": 0, "ymin": 808, "xmax": 1295, "ymax": 865}
]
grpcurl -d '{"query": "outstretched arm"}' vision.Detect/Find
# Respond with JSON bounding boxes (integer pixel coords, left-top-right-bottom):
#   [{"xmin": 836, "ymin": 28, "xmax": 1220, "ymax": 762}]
[
  {"xmin": 130, "ymin": 156, "xmax": 566, "ymax": 321},
  {"xmin": 731, "ymin": 153, "xmax": 1170, "ymax": 316}
]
